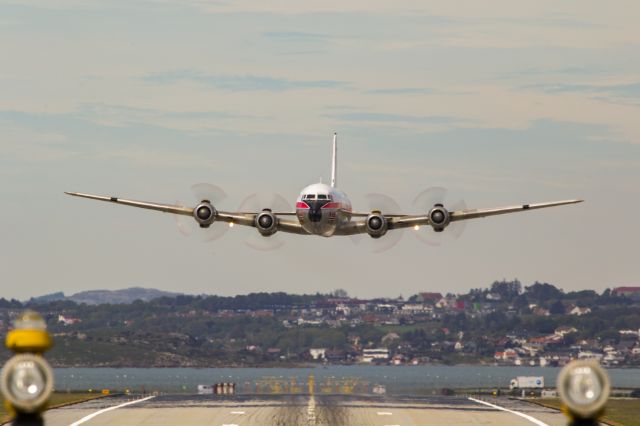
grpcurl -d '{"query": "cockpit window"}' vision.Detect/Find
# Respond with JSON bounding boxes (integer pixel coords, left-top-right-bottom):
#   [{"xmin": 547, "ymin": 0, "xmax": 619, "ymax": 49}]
[
  {"xmin": 304, "ymin": 194, "xmax": 316, "ymax": 200},
  {"xmin": 317, "ymin": 194, "xmax": 328, "ymax": 200}
]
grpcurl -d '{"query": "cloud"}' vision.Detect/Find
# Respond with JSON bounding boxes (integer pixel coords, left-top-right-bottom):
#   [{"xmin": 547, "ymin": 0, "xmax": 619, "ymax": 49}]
[
  {"xmin": 325, "ymin": 111, "xmax": 456, "ymax": 124},
  {"xmin": 366, "ymin": 87, "xmax": 434, "ymax": 95},
  {"xmin": 523, "ymin": 81, "xmax": 640, "ymax": 105},
  {"xmin": 499, "ymin": 66, "xmax": 610, "ymax": 80},
  {"xmin": 143, "ymin": 70, "xmax": 349, "ymax": 92},
  {"xmin": 262, "ymin": 31, "xmax": 330, "ymax": 42}
]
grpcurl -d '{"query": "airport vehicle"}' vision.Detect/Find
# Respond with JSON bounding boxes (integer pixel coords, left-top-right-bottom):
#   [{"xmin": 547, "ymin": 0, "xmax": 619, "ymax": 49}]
[
  {"xmin": 66, "ymin": 133, "xmax": 582, "ymax": 248},
  {"xmin": 509, "ymin": 376, "xmax": 544, "ymax": 390}
]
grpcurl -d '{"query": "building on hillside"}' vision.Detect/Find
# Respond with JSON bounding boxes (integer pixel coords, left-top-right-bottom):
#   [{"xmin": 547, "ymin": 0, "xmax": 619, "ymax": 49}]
[
  {"xmin": 612, "ymin": 287, "xmax": 640, "ymax": 301},
  {"xmin": 362, "ymin": 348, "xmax": 390, "ymax": 363},
  {"xmin": 532, "ymin": 307, "xmax": 550, "ymax": 316},
  {"xmin": 401, "ymin": 304, "xmax": 430, "ymax": 315},
  {"xmin": 417, "ymin": 292, "xmax": 443, "ymax": 304},
  {"xmin": 381, "ymin": 332, "xmax": 400, "ymax": 345},
  {"xmin": 578, "ymin": 350, "xmax": 603, "ymax": 361},
  {"xmin": 57, "ymin": 314, "xmax": 81, "ymax": 326},
  {"xmin": 569, "ymin": 306, "xmax": 591, "ymax": 316},
  {"xmin": 555, "ymin": 326, "xmax": 578, "ymax": 336},
  {"xmin": 494, "ymin": 348, "xmax": 518, "ymax": 362}
]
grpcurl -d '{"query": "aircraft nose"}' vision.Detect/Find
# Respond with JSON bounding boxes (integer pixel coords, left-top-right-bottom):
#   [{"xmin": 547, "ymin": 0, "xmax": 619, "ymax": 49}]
[
  {"xmin": 309, "ymin": 207, "xmax": 322, "ymax": 222},
  {"xmin": 308, "ymin": 201, "xmax": 323, "ymax": 222}
]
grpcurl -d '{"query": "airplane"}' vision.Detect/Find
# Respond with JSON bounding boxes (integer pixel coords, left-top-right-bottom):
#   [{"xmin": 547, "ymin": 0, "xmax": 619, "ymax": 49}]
[{"xmin": 65, "ymin": 133, "xmax": 583, "ymax": 244}]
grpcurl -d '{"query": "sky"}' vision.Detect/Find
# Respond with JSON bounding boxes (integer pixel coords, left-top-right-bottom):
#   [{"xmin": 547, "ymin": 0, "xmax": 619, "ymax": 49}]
[{"xmin": 1, "ymin": 1, "xmax": 638, "ymax": 300}]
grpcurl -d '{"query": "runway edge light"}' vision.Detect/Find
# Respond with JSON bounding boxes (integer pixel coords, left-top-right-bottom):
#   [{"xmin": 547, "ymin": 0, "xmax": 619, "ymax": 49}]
[
  {"xmin": 1, "ymin": 310, "xmax": 55, "ymax": 423},
  {"xmin": 557, "ymin": 359, "xmax": 610, "ymax": 425}
]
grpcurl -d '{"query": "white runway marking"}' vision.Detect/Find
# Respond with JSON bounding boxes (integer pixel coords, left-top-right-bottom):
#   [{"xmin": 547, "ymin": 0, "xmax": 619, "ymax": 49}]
[
  {"xmin": 69, "ymin": 395, "xmax": 155, "ymax": 426},
  {"xmin": 377, "ymin": 411, "xmax": 393, "ymax": 415},
  {"xmin": 230, "ymin": 411, "xmax": 245, "ymax": 414},
  {"xmin": 468, "ymin": 397, "xmax": 549, "ymax": 426}
]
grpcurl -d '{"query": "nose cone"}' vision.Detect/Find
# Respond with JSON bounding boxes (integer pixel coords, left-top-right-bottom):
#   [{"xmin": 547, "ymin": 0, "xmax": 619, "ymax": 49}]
[{"xmin": 308, "ymin": 201, "xmax": 323, "ymax": 222}]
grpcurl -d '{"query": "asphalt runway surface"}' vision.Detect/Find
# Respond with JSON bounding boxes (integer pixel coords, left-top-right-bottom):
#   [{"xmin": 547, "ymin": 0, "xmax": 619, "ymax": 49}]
[{"xmin": 43, "ymin": 394, "xmax": 569, "ymax": 425}]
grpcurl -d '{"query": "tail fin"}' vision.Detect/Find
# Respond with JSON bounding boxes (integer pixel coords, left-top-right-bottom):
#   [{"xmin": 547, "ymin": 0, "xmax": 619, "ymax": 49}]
[{"xmin": 331, "ymin": 132, "xmax": 337, "ymax": 187}]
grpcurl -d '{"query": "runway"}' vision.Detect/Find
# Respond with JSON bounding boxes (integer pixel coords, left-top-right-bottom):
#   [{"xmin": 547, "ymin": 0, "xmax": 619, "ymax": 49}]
[{"xmin": 43, "ymin": 394, "xmax": 569, "ymax": 426}]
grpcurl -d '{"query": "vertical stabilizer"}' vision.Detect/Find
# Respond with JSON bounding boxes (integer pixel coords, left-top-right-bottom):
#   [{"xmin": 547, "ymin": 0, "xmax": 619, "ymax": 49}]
[{"xmin": 331, "ymin": 132, "xmax": 337, "ymax": 187}]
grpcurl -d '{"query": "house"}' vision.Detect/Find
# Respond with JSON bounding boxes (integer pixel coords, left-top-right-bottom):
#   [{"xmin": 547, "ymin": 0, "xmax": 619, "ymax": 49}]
[
  {"xmin": 494, "ymin": 348, "xmax": 518, "ymax": 361},
  {"xmin": 381, "ymin": 332, "xmax": 400, "ymax": 345},
  {"xmin": 417, "ymin": 292, "xmax": 443, "ymax": 304},
  {"xmin": 569, "ymin": 306, "xmax": 591, "ymax": 316},
  {"xmin": 362, "ymin": 348, "xmax": 389, "ymax": 363},
  {"xmin": 612, "ymin": 287, "xmax": 640, "ymax": 301},
  {"xmin": 555, "ymin": 326, "xmax": 578, "ymax": 336},
  {"xmin": 266, "ymin": 348, "xmax": 282, "ymax": 357},
  {"xmin": 401, "ymin": 304, "xmax": 428, "ymax": 314},
  {"xmin": 532, "ymin": 307, "xmax": 550, "ymax": 316},
  {"xmin": 335, "ymin": 304, "xmax": 351, "ymax": 316},
  {"xmin": 578, "ymin": 350, "xmax": 603, "ymax": 361},
  {"xmin": 325, "ymin": 349, "xmax": 346, "ymax": 363},
  {"xmin": 57, "ymin": 314, "xmax": 81, "ymax": 326},
  {"xmin": 391, "ymin": 354, "xmax": 405, "ymax": 365}
]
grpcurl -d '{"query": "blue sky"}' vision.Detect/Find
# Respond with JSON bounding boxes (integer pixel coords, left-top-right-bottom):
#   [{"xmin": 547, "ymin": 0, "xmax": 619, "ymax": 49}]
[{"xmin": 0, "ymin": 1, "xmax": 638, "ymax": 299}]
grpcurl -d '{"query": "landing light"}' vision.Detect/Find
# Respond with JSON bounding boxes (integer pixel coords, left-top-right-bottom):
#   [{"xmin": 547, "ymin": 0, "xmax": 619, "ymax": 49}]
[
  {"xmin": 557, "ymin": 360, "xmax": 610, "ymax": 420},
  {"xmin": 229, "ymin": 222, "xmax": 234, "ymax": 228},
  {"xmin": 414, "ymin": 225, "xmax": 420, "ymax": 231}
]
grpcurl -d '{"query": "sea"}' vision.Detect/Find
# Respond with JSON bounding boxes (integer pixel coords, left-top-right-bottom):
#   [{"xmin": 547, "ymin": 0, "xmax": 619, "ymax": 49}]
[{"xmin": 53, "ymin": 365, "xmax": 640, "ymax": 394}]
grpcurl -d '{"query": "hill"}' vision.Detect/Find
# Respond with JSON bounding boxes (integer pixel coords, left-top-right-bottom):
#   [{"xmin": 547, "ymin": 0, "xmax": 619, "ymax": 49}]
[{"xmin": 67, "ymin": 287, "xmax": 181, "ymax": 305}]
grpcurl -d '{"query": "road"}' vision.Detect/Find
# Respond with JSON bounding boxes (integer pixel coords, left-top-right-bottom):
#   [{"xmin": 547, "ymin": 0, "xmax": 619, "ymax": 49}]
[{"xmin": 43, "ymin": 394, "xmax": 569, "ymax": 426}]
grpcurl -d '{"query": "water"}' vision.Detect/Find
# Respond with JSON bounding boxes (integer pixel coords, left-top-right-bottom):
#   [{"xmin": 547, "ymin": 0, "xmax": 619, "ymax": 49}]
[{"xmin": 53, "ymin": 366, "xmax": 640, "ymax": 394}]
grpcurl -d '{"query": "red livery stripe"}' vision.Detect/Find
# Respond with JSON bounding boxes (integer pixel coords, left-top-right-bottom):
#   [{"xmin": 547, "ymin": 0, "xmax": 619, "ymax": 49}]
[
  {"xmin": 296, "ymin": 201, "xmax": 310, "ymax": 209},
  {"xmin": 321, "ymin": 202, "xmax": 340, "ymax": 209}
]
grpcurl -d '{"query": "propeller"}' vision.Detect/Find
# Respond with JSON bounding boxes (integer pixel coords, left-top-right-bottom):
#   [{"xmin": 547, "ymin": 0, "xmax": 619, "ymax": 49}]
[
  {"xmin": 175, "ymin": 183, "xmax": 229, "ymax": 242},
  {"xmin": 352, "ymin": 193, "xmax": 404, "ymax": 253},
  {"xmin": 237, "ymin": 192, "xmax": 292, "ymax": 251},
  {"xmin": 412, "ymin": 187, "xmax": 467, "ymax": 246}
]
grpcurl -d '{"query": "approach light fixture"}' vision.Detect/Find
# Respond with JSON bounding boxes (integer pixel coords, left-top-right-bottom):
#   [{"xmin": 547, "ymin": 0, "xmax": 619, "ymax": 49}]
[
  {"xmin": 2, "ymin": 310, "xmax": 55, "ymax": 421},
  {"xmin": 1, "ymin": 353, "xmax": 54, "ymax": 413},
  {"xmin": 557, "ymin": 360, "xmax": 610, "ymax": 421}
]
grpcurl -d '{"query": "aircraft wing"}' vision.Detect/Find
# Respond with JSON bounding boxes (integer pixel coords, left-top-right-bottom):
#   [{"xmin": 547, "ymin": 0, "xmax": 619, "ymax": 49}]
[
  {"xmin": 64, "ymin": 192, "xmax": 306, "ymax": 234},
  {"xmin": 339, "ymin": 199, "xmax": 583, "ymax": 235}
]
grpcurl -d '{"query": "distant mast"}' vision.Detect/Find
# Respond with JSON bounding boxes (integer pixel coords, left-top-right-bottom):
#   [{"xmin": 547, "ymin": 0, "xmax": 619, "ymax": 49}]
[{"xmin": 331, "ymin": 132, "xmax": 337, "ymax": 187}]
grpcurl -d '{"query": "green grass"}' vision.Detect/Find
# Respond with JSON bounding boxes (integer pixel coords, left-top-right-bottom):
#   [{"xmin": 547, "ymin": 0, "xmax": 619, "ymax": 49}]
[
  {"xmin": 0, "ymin": 392, "xmax": 102, "ymax": 423},
  {"xmin": 534, "ymin": 398, "xmax": 640, "ymax": 426}
]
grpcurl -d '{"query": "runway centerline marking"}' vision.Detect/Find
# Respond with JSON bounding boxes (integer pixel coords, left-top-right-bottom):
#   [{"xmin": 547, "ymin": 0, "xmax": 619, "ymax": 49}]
[
  {"xmin": 377, "ymin": 411, "xmax": 393, "ymax": 415},
  {"xmin": 230, "ymin": 411, "xmax": 245, "ymax": 414},
  {"xmin": 468, "ymin": 397, "xmax": 549, "ymax": 426},
  {"xmin": 69, "ymin": 395, "xmax": 155, "ymax": 426}
]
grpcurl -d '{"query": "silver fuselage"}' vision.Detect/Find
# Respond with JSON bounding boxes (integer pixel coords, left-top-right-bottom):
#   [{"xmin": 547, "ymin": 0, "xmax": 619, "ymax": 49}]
[{"xmin": 296, "ymin": 183, "xmax": 352, "ymax": 237}]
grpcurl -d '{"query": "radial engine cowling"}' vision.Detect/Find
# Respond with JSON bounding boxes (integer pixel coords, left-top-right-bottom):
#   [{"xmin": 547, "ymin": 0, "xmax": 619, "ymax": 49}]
[
  {"xmin": 366, "ymin": 212, "xmax": 388, "ymax": 238},
  {"xmin": 428, "ymin": 204, "xmax": 450, "ymax": 232},
  {"xmin": 255, "ymin": 209, "xmax": 278, "ymax": 236},
  {"xmin": 194, "ymin": 201, "xmax": 216, "ymax": 228}
]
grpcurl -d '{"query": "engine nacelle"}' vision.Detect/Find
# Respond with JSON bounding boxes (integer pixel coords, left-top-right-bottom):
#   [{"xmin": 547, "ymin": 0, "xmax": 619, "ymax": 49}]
[
  {"xmin": 255, "ymin": 209, "xmax": 278, "ymax": 236},
  {"xmin": 366, "ymin": 211, "xmax": 388, "ymax": 238},
  {"xmin": 428, "ymin": 204, "xmax": 450, "ymax": 232},
  {"xmin": 194, "ymin": 201, "xmax": 216, "ymax": 228}
]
